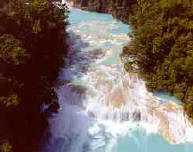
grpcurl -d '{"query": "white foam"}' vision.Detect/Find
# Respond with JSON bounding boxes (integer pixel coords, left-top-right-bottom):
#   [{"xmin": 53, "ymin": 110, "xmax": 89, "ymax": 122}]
[{"xmin": 42, "ymin": 9, "xmax": 193, "ymax": 152}]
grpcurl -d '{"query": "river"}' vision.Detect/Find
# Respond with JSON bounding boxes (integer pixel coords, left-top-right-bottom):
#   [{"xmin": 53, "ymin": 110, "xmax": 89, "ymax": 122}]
[{"xmin": 41, "ymin": 8, "xmax": 193, "ymax": 152}]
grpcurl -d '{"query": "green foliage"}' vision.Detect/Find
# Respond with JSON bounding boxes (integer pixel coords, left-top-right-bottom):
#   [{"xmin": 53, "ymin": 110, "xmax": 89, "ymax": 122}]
[
  {"xmin": 123, "ymin": 0, "xmax": 193, "ymax": 119},
  {"xmin": 32, "ymin": 0, "xmax": 49, "ymax": 13},
  {"xmin": 185, "ymin": 103, "xmax": 193, "ymax": 120},
  {"xmin": 0, "ymin": 140, "xmax": 12, "ymax": 152},
  {"xmin": 0, "ymin": 94, "xmax": 20, "ymax": 107},
  {"xmin": 0, "ymin": 0, "xmax": 69, "ymax": 151},
  {"xmin": 0, "ymin": 34, "xmax": 27, "ymax": 65}
]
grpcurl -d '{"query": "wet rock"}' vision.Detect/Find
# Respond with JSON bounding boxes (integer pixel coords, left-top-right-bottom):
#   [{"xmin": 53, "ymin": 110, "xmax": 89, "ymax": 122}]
[
  {"xmin": 153, "ymin": 101, "xmax": 186, "ymax": 144},
  {"xmin": 121, "ymin": 112, "xmax": 130, "ymax": 121},
  {"xmin": 132, "ymin": 111, "xmax": 141, "ymax": 121},
  {"xmin": 124, "ymin": 61, "xmax": 139, "ymax": 73},
  {"xmin": 120, "ymin": 53, "xmax": 137, "ymax": 63},
  {"xmin": 45, "ymin": 100, "xmax": 60, "ymax": 115},
  {"xmin": 87, "ymin": 49, "xmax": 105, "ymax": 59},
  {"xmin": 123, "ymin": 46, "xmax": 136, "ymax": 55},
  {"xmin": 185, "ymin": 86, "xmax": 193, "ymax": 103}
]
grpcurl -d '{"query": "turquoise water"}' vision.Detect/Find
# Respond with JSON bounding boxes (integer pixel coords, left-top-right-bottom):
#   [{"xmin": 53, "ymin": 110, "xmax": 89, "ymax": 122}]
[
  {"xmin": 154, "ymin": 91, "xmax": 183, "ymax": 105},
  {"xmin": 114, "ymin": 131, "xmax": 192, "ymax": 152},
  {"xmin": 41, "ymin": 8, "xmax": 193, "ymax": 152},
  {"xmin": 69, "ymin": 9, "xmax": 130, "ymax": 34}
]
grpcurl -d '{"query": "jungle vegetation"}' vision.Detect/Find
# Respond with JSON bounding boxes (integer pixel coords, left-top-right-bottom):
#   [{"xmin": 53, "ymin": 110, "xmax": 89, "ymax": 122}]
[
  {"xmin": 123, "ymin": 0, "xmax": 193, "ymax": 119},
  {"xmin": 0, "ymin": 0, "xmax": 68, "ymax": 151}
]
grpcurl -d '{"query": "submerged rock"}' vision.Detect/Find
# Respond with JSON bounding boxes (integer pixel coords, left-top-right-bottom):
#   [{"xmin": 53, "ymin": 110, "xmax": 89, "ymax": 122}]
[{"xmin": 45, "ymin": 101, "xmax": 60, "ymax": 115}]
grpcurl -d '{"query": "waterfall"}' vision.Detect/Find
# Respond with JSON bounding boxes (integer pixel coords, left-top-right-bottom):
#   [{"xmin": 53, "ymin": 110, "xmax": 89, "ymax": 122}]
[
  {"xmin": 84, "ymin": 64, "xmax": 160, "ymax": 122},
  {"xmin": 41, "ymin": 8, "xmax": 193, "ymax": 152}
]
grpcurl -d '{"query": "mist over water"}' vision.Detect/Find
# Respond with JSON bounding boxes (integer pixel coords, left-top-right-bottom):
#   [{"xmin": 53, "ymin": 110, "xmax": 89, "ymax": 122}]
[{"xmin": 41, "ymin": 8, "xmax": 193, "ymax": 152}]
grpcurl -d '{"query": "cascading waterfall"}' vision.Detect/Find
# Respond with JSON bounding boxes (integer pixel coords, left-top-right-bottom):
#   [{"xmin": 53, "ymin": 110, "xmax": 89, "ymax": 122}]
[
  {"xmin": 84, "ymin": 65, "xmax": 160, "ymax": 122},
  {"xmin": 41, "ymin": 8, "xmax": 193, "ymax": 152}
]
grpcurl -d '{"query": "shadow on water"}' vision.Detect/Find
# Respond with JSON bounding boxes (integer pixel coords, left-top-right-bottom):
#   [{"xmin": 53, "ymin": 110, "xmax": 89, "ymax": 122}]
[
  {"xmin": 39, "ymin": 31, "xmax": 100, "ymax": 152},
  {"xmin": 56, "ymin": 31, "xmax": 103, "ymax": 83}
]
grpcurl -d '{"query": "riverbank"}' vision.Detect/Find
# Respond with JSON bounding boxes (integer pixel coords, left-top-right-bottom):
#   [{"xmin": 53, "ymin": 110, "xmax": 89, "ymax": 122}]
[
  {"xmin": 121, "ymin": 0, "xmax": 193, "ymax": 119},
  {"xmin": 71, "ymin": 0, "xmax": 193, "ymax": 121},
  {"xmin": 71, "ymin": 0, "xmax": 137, "ymax": 23},
  {"xmin": 41, "ymin": 8, "xmax": 193, "ymax": 152},
  {"xmin": 0, "ymin": 1, "xmax": 68, "ymax": 152}
]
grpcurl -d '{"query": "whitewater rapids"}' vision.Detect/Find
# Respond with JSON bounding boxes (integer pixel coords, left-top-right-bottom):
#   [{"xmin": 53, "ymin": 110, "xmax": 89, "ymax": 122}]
[{"xmin": 41, "ymin": 8, "xmax": 193, "ymax": 152}]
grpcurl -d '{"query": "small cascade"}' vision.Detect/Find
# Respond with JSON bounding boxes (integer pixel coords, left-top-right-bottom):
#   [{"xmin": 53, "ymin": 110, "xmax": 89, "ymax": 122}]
[{"xmin": 84, "ymin": 64, "xmax": 160, "ymax": 124}]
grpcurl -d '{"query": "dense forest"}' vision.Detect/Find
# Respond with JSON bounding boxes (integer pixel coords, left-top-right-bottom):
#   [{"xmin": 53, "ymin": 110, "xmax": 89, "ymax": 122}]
[
  {"xmin": 0, "ymin": 0, "xmax": 68, "ymax": 151},
  {"xmin": 122, "ymin": 0, "xmax": 193, "ymax": 120},
  {"xmin": 72, "ymin": 0, "xmax": 193, "ymax": 120}
]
